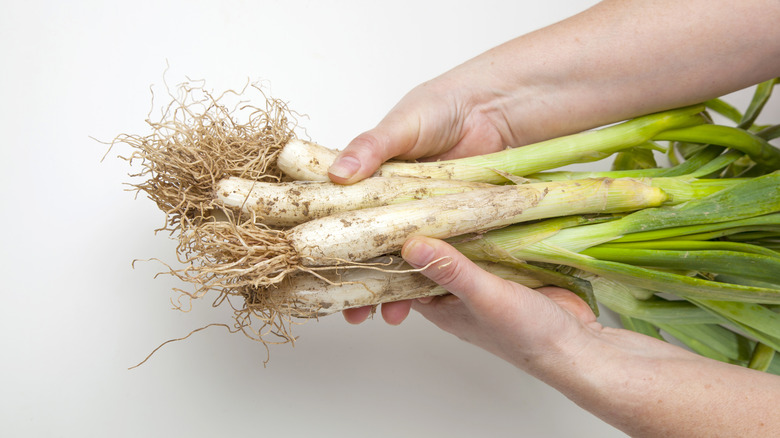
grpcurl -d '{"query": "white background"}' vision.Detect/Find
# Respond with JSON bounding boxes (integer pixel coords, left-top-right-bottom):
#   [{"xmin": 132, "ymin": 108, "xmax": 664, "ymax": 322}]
[{"xmin": 1, "ymin": 1, "xmax": 777, "ymax": 437}]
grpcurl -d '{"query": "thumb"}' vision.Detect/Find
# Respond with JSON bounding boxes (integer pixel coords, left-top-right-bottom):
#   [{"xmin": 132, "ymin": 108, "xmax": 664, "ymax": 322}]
[
  {"xmin": 403, "ymin": 236, "xmax": 598, "ymax": 329},
  {"xmin": 328, "ymin": 114, "xmax": 420, "ymax": 184},
  {"xmin": 401, "ymin": 236, "xmax": 511, "ymax": 308}
]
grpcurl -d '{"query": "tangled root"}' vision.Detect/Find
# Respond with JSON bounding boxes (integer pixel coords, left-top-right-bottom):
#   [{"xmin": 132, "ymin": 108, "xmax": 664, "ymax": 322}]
[
  {"xmin": 114, "ymin": 80, "xmax": 298, "ymax": 233},
  {"xmin": 172, "ymin": 216, "xmax": 300, "ymax": 298},
  {"xmin": 111, "ymin": 79, "xmax": 319, "ymax": 362}
]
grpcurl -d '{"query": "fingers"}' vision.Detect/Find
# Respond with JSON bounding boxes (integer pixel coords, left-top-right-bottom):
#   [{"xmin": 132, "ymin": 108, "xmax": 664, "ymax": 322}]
[
  {"xmin": 328, "ymin": 114, "xmax": 419, "ymax": 184},
  {"xmin": 380, "ymin": 300, "xmax": 413, "ymax": 325},
  {"xmin": 400, "ymin": 236, "xmax": 511, "ymax": 309},
  {"xmin": 401, "ymin": 236, "xmax": 596, "ymax": 321},
  {"xmin": 342, "ymin": 300, "xmax": 413, "ymax": 325},
  {"xmin": 343, "ymin": 237, "xmax": 596, "ymax": 332},
  {"xmin": 342, "ymin": 306, "xmax": 373, "ymax": 325}
]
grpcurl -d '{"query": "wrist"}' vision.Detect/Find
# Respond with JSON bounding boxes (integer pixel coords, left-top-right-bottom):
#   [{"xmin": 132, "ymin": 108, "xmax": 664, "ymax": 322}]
[
  {"xmin": 442, "ymin": 36, "xmax": 614, "ymax": 147},
  {"xmin": 529, "ymin": 325, "xmax": 780, "ymax": 437}
]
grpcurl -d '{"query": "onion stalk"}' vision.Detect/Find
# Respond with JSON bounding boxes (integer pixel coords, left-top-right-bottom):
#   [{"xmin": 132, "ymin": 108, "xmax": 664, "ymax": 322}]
[
  {"xmin": 215, "ymin": 176, "xmax": 493, "ymax": 227},
  {"xmin": 177, "ymin": 177, "xmax": 670, "ymax": 296},
  {"xmin": 215, "ymin": 174, "xmax": 737, "ymax": 227},
  {"xmin": 455, "ymin": 173, "xmax": 780, "ymax": 303},
  {"xmin": 451, "ymin": 173, "xmax": 780, "ymax": 364},
  {"xmin": 262, "ymin": 258, "xmax": 545, "ymax": 318},
  {"xmin": 277, "ymin": 105, "xmax": 707, "ymax": 183}
]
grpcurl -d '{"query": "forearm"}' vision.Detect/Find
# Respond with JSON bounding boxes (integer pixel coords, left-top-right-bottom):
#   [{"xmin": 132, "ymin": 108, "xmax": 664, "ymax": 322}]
[
  {"xmin": 535, "ymin": 327, "xmax": 780, "ymax": 437},
  {"xmin": 447, "ymin": 0, "xmax": 780, "ymax": 144},
  {"xmin": 395, "ymin": 237, "xmax": 779, "ymax": 436}
]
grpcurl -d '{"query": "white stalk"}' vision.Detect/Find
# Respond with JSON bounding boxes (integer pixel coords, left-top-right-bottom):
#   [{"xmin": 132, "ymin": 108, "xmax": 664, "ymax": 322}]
[
  {"xmin": 277, "ymin": 139, "xmax": 498, "ymax": 182},
  {"xmin": 275, "ymin": 139, "xmax": 337, "ymax": 182},
  {"xmin": 288, "ymin": 178, "xmax": 668, "ymax": 265},
  {"xmin": 270, "ymin": 258, "xmax": 544, "ymax": 317},
  {"xmin": 216, "ymin": 176, "xmax": 493, "ymax": 226}
]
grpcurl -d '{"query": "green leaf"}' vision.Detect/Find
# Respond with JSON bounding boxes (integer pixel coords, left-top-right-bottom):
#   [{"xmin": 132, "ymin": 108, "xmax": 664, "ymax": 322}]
[
  {"xmin": 693, "ymin": 299, "xmax": 780, "ymax": 352},
  {"xmin": 739, "ymin": 78, "xmax": 778, "ymax": 130},
  {"xmin": 612, "ymin": 145, "xmax": 658, "ymax": 171},
  {"xmin": 705, "ymin": 98, "xmax": 743, "ymax": 124},
  {"xmin": 654, "ymin": 124, "xmax": 780, "ymax": 170},
  {"xmin": 580, "ymin": 247, "xmax": 780, "ymax": 285},
  {"xmin": 619, "ymin": 315, "xmax": 664, "ymax": 340},
  {"xmin": 748, "ymin": 343, "xmax": 776, "ymax": 372},
  {"xmin": 656, "ymin": 322, "xmax": 753, "ymax": 364}
]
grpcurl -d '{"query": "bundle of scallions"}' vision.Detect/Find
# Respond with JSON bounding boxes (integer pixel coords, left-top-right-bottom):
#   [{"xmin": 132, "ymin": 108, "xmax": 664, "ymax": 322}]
[{"xmin": 118, "ymin": 78, "xmax": 780, "ymax": 372}]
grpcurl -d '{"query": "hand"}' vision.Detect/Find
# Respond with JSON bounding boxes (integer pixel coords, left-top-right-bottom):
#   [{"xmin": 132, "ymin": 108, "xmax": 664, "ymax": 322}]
[
  {"xmin": 343, "ymin": 236, "xmax": 600, "ymax": 369},
  {"xmin": 403, "ymin": 236, "xmax": 600, "ymax": 369},
  {"xmin": 340, "ymin": 235, "xmax": 599, "ymax": 350},
  {"xmin": 327, "ymin": 70, "xmax": 525, "ymax": 185},
  {"xmin": 344, "ymin": 232, "xmax": 601, "ymax": 369}
]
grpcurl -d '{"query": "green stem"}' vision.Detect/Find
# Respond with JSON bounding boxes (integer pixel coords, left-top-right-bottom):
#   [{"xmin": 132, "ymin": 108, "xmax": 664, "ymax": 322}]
[
  {"xmin": 545, "ymin": 173, "xmax": 780, "ymax": 251},
  {"xmin": 590, "ymin": 239, "xmax": 780, "ymax": 258},
  {"xmin": 655, "ymin": 322, "xmax": 754, "ymax": 365},
  {"xmin": 545, "ymin": 250, "xmax": 780, "ymax": 303},
  {"xmin": 619, "ymin": 316, "xmax": 665, "ymax": 340},
  {"xmin": 457, "ymin": 234, "xmax": 780, "ymax": 304},
  {"xmin": 653, "ymin": 124, "xmax": 780, "ymax": 170},
  {"xmin": 692, "ymin": 299, "xmax": 780, "ymax": 352},
  {"xmin": 757, "ymin": 124, "xmax": 780, "ymax": 141},
  {"xmin": 704, "ymin": 98, "xmax": 743, "ymax": 124},
  {"xmin": 748, "ymin": 343, "xmax": 777, "ymax": 372},
  {"xmin": 738, "ymin": 78, "xmax": 778, "ymax": 130},
  {"xmin": 528, "ymin": 144, "xmax": 738, "ymax": 180},
  {"xmin": 391, "ymin": 105, "xmax": 707, "ymax": 182},
  {"xmin": 659, "ymin": 145, "xmax": 728, "ymax": 177},
  {"xmin": 613, "ymin": 221, "xmax": 780, "ymax": 244},
  {"xmin": 580, "ymin": 247, "xmax": 780, "ymax": 285},
  {"xmin": 591, "ymin": 276, "xmax": 721, "ymax": 324}
]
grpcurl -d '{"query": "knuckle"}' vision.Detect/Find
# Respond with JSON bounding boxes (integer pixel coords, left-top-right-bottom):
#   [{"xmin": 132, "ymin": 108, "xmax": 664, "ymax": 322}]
[
  {"xmin": 430, "ymin": 258, "xmax": 468, "ymax": 290},
  {"xmin": 349, "ymin": 131, "xmax": 382, "ymax": 150},
  {"xmin": 347, "ymin": 132, "xmax": 389, "ymax": 162}
]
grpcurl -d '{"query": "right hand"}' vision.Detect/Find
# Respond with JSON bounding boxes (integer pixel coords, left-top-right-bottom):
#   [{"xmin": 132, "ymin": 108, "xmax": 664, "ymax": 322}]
[{"xmin": 327, "ymin": 70, "xmax": 521, "ymax": 185}]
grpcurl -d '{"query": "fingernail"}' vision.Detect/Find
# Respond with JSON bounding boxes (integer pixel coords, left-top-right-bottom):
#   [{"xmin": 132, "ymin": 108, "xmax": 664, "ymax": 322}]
[
  {"xmin": 402, "ymin": 238, "xmax": 435, "ymax": 268},
  {"xmin": 328, "ymin": 156, "xmax": 361, "ymax": 180}
]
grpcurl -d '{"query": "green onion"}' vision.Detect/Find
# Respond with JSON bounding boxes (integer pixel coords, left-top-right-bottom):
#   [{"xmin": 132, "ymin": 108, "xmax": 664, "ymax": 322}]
[
  {"xmin": 178, "ymin": 177, "xmax": 670, "ymax": 295},
  {"xmin": 215, "ymin": 176, "xmax": 493, "ymax": 226},
  {"xmin": 277, "ymin": 105, "xmax": 707, "ymax": 183}
]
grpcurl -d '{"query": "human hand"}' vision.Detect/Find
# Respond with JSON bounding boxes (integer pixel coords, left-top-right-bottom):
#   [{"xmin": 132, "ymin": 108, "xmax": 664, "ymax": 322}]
[
  {"xmin": 397, "ymin": 236, "xmax": 598, "ymax": 369},
  {"xmin": 327, "ymin": 68, "xmax": 524, "ymax": 185}
]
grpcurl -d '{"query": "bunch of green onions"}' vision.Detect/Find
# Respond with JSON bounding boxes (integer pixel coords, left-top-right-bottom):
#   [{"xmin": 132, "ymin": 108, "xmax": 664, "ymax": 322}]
[{"xmin": 120, "ymin": 78, "xmax": 779, "ymax": 372}]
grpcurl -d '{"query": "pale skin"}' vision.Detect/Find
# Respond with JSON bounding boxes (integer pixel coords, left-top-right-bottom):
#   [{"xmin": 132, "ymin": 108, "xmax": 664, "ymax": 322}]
[{"xmin": 328, "ymin": 0, "xmax": 780, "ymax": 436}]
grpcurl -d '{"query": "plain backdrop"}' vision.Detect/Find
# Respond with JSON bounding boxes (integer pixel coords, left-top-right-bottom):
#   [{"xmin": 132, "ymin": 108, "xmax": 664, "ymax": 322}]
[{"xmin": 1, "ymin": 1, "xmax": 777, "ymax": 437}]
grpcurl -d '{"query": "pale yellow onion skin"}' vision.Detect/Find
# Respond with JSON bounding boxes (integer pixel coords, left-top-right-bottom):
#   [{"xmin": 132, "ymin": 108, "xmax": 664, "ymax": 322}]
[
  {"xmin": 216, "ymin": 176, "xmax": 494, "ymax": 227},
  {"xmin": 289, "ymin": 178, "xmax": 668, "ymax": 266}
]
